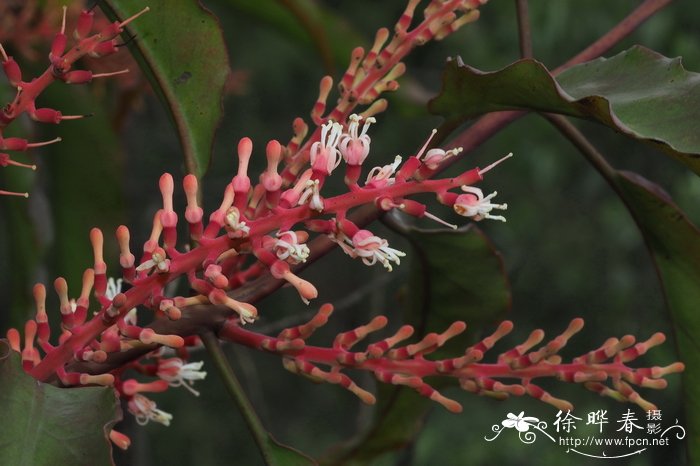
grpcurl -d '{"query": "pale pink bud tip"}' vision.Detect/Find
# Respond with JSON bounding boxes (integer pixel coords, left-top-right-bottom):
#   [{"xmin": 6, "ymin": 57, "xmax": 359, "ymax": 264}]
[
  {"xmin": 33, "ymin": 284, "xmax": 47, "ymax": 319},
  {"xmin": 431, "ymin": 392, "xmax": 462, "ymax": 413},
  {"xmin": 446, "ymin": 321, "xmax": 467, "ymax": 336},
  {"xmin": 90, "ymin": 227, "xmax": 104, "ymax": 248},
  {"xmin": 159, "ymin": 173, "xmax": 175, "ymax": 211},
  {"xmin": 647, "ymin": 332, "xmax": 666, "ymax": 347},
  {"xmin": 80, "ymin": 373, "xmax": 115, "ymax": 386},
  {"xmin": 651, "ymin": 362, "xmax": 685, "ymax": 378},
  {"xmin": 140, "ymin": 329, "xmax": 184, "ymax": 348},
  {"xmin": 7, "ymin": 328, "xmax": 21, "ymax": 352},
  {"xmin": 355, "ymin": 389, "xmax": 376, "ymax": 405},
  {"xmin": 266, "ymin": 140, "xmax": 281, "ymax": 160},
  {"xmin": 54, "ymin": 278, "xmax": 70, "ymax": 313},
  {"xmin": 283, "ymin": 271, "xmax": 318, "ymax": 304},
  {"xmin": 116, "ymin": 225, "xmax": 130, "ymax": 243},
  {"xmin": 183, "ymin": 174, "xmax": 199, "ymax": 196},
  {"xmin": 497, "ymin": 320, "xmax": 514, "ymax": 335},
  {"xmin": 110, "ymin": 430, "xmax": 131, "ymax": 450},
  {"xmin": 238, "ymin": 137, "xmax": 253, "ymax": 159},
  {"xmin": 369, "ymin": 315, "xmax": 388, "ymax": 331},
  {"xmin": 319, "ymin": 75, "xmax": 333, "ymax": 95}
]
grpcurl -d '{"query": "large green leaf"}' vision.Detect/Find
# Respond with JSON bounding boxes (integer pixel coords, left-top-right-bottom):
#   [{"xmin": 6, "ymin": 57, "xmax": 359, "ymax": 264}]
[
  {"xmin": 0, "ymin": 340, "xmax": 120, "ymax": 466},
  {"xmin": 100, "ymin": 0, "xmax": 230, "ymax": 177},
  {"xmin": 429, "ymin": 46, "xmax": 700, "ymax": 174},
  {"xmin": 323, "ymin": 218, "xmax": 510, "ymax": 465},
  {"xmin": 613, "ymin": 171, "xmax": 700, "ymax": 463},
  {"xmin": 401, "ymin": 222, "xmax": 511, "ymax": 341}
]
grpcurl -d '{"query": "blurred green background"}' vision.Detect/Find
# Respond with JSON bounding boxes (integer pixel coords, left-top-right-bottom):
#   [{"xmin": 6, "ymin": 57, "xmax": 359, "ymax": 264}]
[{"xmin": 1, "ymin": 0, "xmax": 698, "ymax": 464}]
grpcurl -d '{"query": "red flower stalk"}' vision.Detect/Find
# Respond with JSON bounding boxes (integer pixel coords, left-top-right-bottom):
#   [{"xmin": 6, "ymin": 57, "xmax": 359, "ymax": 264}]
[
  {"xmin": 0, "ymin": 5, "xmax": 148, "ymax": 197},
  {"xmin": 220, "ymin": 308, "xmax": 684, "ymax": 413},
  {"xmin": 280, "ymin": 0, "xmax": 488, "ymax": 184},
  {"xmin": 19, "ymin": 109, "xmax": 511, "ymax": 385}
]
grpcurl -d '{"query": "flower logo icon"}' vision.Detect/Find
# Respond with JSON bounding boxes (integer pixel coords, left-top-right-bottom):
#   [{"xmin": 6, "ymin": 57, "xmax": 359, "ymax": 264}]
[{"xmin": 502, "ymin": 412, "xmax": 540, "ymax": 432}]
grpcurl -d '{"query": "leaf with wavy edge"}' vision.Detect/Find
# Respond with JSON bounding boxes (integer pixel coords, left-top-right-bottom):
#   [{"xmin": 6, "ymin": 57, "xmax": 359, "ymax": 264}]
[
  {"xmin": 0, "ymin": 341, "xmax": 120, "ymax": 466},
  {"xmin": 429, "ymin": 46, "xmax": 700, "ymax": 174}
]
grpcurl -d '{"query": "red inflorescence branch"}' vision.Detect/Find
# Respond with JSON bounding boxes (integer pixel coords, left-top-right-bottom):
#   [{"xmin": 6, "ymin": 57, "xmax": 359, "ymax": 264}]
[
  {"xmin": 219, "ymin": 307, "xmax": 684, "ymax": 413},
  {"xmin": 25, "ymin": 109, "xmax": 513, "ymax": 383},
  {"xmin": 280, "ymin": 0, "xmax": 487, "ymax": 185},
  {"xmin": 0, "ymin": 5, "xmax": 148, "ymax": 197}
]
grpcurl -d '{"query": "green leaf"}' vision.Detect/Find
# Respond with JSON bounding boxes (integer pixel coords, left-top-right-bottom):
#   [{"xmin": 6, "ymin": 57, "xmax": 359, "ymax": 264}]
[
  {"xmin": 429, "ymin": 46, "xmax": 700, "ymax": 174},
  {"xmin": 100, "ymin": 0, "xmax": 230, "ymax": 177},
  {"xmin": 401, "ymin": 221, "xmax": 511, "ymax": 344},
  {"xmin": 612, "ymin": 171, "xmax": 700, "ymax": 463},
  {"xmin": 323, "ymin": 217, "xmax": 510, "ymax": 465},
  {"xmin": 0, "ymin": 340, "xmax": 120, "ymax": 466},
  {"xmin": 322, "ymin": 387, "xmax": 431, "ymax": 466}
]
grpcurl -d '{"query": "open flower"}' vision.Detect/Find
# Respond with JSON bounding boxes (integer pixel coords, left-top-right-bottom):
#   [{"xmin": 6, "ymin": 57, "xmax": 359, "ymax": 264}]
[
  {"xmin": 225, "ymin": 207, "xmax": 250, "ymax": 238},
  {"xmin": 339, "ymin": 113, "xmax": 375, "ymax": 166},
  {"xmin": 310, "ymin": 120, "xmax": 343, "ymax": 175},
  {"xmin": 298, "ymin": 179, "xmax": 324, "ymax": 211},
  {"xmin": 135, "ymin": 248, "xmax": 171, "ymax": 274},
  {"xmin": 106, "ymin": 276, "xmax": 137, "ymax": 324},
  {"xmin": 351, "ymin": 230, "xmax": 405, "ymax": 271},
  {"xmin": 274, "ymin": 230, "xmax": 310, "ymax": 264},
  {"xmin": 365, "ymin": 155, "xmax": 402, "ymax": 189},
  {"xmin": 127, "ymin": 394, "xmax": 173, "ymax": 426},
  {"xmin": 157, "ymin": 358, "xmax": 207, "ymax": 396},
  {"xmin": 454, "ymin": 186, "xmax": 507, "ymax": 222},
  {"xmin": 105, "ymin": 277, "xmax": 123, "ymax": 300},
  {"xmin": 420, "ymin": 146, "xmax": 463, "ymax": 170}
]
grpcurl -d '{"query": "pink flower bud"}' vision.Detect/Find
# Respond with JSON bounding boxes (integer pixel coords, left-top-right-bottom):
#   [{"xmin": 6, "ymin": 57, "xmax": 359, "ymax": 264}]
[
  {"xmin": 75, "ymin": 10, "xmax": 95, "ymax": 39},
  {"xmin": 2, "ymin": 58, "xmax": 21, "ymax": 86},
  {"xmin": 32, "ymin": 108, "xmax": 62, "ymax": 124},
  {"xmin": 90, "ymin": 40, "xmax": 118, "ymax": 58},
  {"xmin": 64, "ymin": 70, "xmax": 93, "ymax": 84},
  {"xmin": 50, "ymin": 34, "xmax": 67, "ymax": 61}
]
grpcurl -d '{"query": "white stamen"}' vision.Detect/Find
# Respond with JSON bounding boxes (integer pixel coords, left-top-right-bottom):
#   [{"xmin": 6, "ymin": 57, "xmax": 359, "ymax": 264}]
[
  {"xmin": 423, "ymin": 210, "xmax": 458, "ymax": 229},
  {"xmin": 478, "ymin": 152, "xmax": 513, "ymax": 176}
]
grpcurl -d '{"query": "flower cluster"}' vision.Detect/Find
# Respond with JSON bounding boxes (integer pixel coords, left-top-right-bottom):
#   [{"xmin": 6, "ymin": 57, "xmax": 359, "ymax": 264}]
[
  {"xmin": 281, "ymin": 0, "xmax": 489, "ymax": 182},
  {"xmin": 0, "ymin": 1, "xmax": 683, "ymax": 455},
  {"xmin": 4, "ymin": 99, "xmax": 514, "ymax": 445},
  {"xmin": 0, "ymin": 5, "xmax": 147, "ymax": 197},
  {"xmin": 221, "ymin": 308, "xmax": 684, "ymax": 414},
  {"xmin": 5, "ymin": 102, "xmax": 681, "ymax": 446}
]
